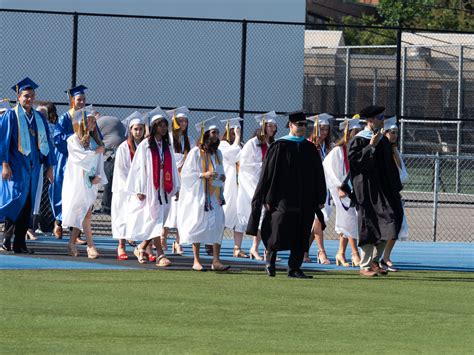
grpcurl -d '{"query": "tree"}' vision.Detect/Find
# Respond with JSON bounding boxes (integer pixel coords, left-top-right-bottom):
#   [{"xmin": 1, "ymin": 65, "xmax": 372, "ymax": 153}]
[{"xmin": 341, "ymin": 0, "xmax": 473, "ymax": 45}]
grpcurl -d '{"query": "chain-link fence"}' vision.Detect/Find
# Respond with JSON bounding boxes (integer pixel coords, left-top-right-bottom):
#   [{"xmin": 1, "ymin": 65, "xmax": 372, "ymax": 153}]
[{"xmin": 1, "ymin": 9, "xmax": 473, "ymax": 242}]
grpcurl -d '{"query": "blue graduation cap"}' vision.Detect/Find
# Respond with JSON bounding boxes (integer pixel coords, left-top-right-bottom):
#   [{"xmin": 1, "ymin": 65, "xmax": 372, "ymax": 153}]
[
  {"xmin": 66, "ymin": 85, "xmax": 87, "ymax": 98},
  {"xmin": 12, "ymin": 77, "xmax": 39, "ymax": 94}
]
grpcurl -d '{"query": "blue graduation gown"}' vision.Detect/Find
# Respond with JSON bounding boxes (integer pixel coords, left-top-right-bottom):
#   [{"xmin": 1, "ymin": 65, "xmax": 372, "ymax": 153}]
[
  {"xmin": 0, "ymin": 109, "xmax": 56, "ymax": 221},
  {"xmin": 49, "ymin": 111, "xmax": 74, "ymax": 221}
]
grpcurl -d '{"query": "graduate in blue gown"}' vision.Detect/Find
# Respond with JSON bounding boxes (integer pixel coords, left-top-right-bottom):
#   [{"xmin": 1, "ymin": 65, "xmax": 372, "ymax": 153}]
[
  {"xmin": 0, "ymin": 78, "xmax": 56, "ymax": 253},
  {"xmin": 49, "ymin": 85, "xmax": 87, "ymax": 238}
]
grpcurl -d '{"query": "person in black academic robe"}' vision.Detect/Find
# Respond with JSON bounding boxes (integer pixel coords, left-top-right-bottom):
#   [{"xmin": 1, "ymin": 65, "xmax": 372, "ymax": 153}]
[
  {"xmin": 348, "ymin": 105, "xmax": 404, "ymax": 277},
  {"xmin": 246, "ymin": 111, "xmax": 326, "ymax": 278}
]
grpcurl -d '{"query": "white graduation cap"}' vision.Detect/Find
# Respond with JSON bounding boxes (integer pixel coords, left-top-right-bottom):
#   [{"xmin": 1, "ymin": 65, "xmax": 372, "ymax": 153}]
[
  {"xmin": 384, "ymin": 116, "xmax": 398, "ymax": 131},
  {"xmin": 220, "ymin": 117, "xmax": 243, "ymax": 130},
  {"xmin": 307, "ymin": 113, "xmax": 333, "ymax": 126},
  {"xmin": 122, "ymin": 111, "xmax": 145, "ymax": 129},
  {"xmin": 166, "ymin": 106, "xmax": 189, "ymax": 119},
  {"xmin": 0, "ymin": 99, "xmax": 11, "ymax": 113},
  {"xmin": 72, "ymin": 104, "xmax": 96, "ymax": 124},
  {"xmin": 307, "ymin": 113, "xmax": 333, "ymax": 137},
  {"xmin": 338, "ymin": 117, "xmax": 361, "ymax": 131},
  {"xmin": 147, "ymin": 106, "xmax": 169, "ymax": 125},
  {"xmin": 254, "ymin": 111, "xmax": 277, "ymax": 126},
  {"xmin": 166, "ymin": 106, "xmax": 190, "ymax": 131},
  {"xmin": 220, "ymin": 117, "xmax": 243, "ymax": 141},
  {"xmin": 195, "ymin": 116, "xmax": 219, "ymax": 144}
]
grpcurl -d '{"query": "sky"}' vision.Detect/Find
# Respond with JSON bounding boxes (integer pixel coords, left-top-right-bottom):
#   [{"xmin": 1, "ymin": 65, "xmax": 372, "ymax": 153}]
[{"xmin": 2, "ymin": 0, "xmax": 306, "ymax": 22}]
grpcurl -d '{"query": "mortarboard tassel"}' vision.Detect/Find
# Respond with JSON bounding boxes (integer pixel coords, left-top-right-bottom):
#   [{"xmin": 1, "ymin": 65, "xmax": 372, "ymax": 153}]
[
  {"xmin": 199, "ymin": 122, "xmax": 205, "ymax": 145},
  {"xmin": 344, "ymin": 120, "xmax": 349, "ymax": 144},
  {"xmin": 260, "ymin": 114, "xmax": 266, "ymax": 138},
  {"xmin": 172, "ymin": 113, "xmax": 180, "ymax": 131},
  {"xmin": 225, "ymin": 120, "xmax": 230, "ymax": 141},
  {"xmin": 82, "ymin": 110, "xmax": 87, "ymax": 130}
]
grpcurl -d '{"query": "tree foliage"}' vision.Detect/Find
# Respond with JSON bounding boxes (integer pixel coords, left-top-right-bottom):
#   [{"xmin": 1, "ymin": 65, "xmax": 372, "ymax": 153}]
[{"xmin": 341, "ymin": 0, "xmax": 473, "ymax": 46}]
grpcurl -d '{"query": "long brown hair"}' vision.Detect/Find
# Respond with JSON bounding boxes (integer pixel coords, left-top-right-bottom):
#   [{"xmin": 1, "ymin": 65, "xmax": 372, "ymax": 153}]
[
  {"xmin": 310, "ymin": 125, "xmax": 332, "ymax": 154},
  {"xmin": 148, "ymin": 118, "xmax": 170, "ymax": 152},
  {"xmin": 200, "ymin": 131, "xmax": 219, "ymax": 154},
  {"xmin": 335, "ymin": 128, "xmax": 360, "ymax": 147},
  {"xmin": 172, "ymin": 118, "xmax": 190, "ymax": 154},
  {"xmin": 76, "ymin": 118, "xmax": 103, "ymax": 149},
  {"xmin": 253, "ymin": 123, "xmax": 276, "ymax": 147}
]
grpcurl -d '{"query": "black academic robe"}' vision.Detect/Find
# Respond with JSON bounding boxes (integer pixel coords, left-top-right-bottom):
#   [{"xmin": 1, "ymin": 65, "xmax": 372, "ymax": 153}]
[
  {"xmin": 246, "ymin": 139, "xmax": 326, "ymax": 252},
  {"xmin": 348, "ymin": 135, "xmax": 404, "ymax": 246}
]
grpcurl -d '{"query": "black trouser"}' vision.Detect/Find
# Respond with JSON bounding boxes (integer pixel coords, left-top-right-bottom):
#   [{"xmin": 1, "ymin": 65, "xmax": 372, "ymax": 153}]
[
  {"xmin": 3, "ymin": 192, "xmax": 32, "ymax": 251},
  {"xmin": 101, "ymin": 158, "xmax": 114, "ymax": 211},
  {"xmin": 266, "ymin": 248, "xmax": 304, "ymax": 272}
]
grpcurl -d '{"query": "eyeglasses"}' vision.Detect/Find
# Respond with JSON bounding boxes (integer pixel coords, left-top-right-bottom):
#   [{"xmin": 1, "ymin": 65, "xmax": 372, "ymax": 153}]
[{"xmin": 294, "ymin": 121, "xmax": 308, "ymax": 127}]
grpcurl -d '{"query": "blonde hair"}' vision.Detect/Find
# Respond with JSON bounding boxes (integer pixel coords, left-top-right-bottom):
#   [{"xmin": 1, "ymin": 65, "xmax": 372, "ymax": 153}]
[{"xmin": 75, "ymin": 117, "xmax": 103, "ymax": 148}]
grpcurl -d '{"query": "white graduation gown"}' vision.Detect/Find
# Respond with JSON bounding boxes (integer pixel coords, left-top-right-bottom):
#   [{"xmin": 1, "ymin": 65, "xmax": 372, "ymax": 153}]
[
  {"xmin": 319, "ymin": 142, "xmax": 333, "ymax": 223},
  {"xmin": 322, "ymin": 146, "xmax": 358, "ymax": 239},
  {"xmin": 125, "ymin": 139, "xmax": 180, "ymax": 241},
  {"xmin": 236, "ymin": 137, "xmax": 265, "ymax": 233},
  {"xmin": 177, "ymin": 147, "xmax": 225, "ymax": 244},
  {"xmin": 62, "ymin": 135, "xmax": 107, "ymax": 230},
  {"xmin": 396, "ymin": 149, "xmax": 409, "ymax": 240},
  {"xmin": 219, "ymin": 140, "xmax": 241, "ymax": 230},
  {"xmin": 111, "ymin": 141, "xmax": 132, "ymax": 240},
  {"xmin": 33, "ymin": 165, "xmax": 44, "ymax": 215},
  {"xmin": 164, "ymin": 134, "xmax": 186, "ymax": 229}
]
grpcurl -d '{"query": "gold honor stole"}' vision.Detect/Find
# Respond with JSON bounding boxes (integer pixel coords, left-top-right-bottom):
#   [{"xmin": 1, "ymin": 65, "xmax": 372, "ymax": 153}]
[
  {"xmin": 14, "ymin": 104, "xmax": 49, "ymax": 156},
  {"xmin": 200, "ymin": 149, "xmax": 224, "ymax": 211}
]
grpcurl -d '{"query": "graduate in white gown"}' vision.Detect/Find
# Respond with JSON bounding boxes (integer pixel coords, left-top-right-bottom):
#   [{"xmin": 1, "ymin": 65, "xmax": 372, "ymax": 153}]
[
  {"xmin": 177, "ymin": 117, "xmax": 230, "ymax": 271},
  {"xmin": 322, "ymin": 116, "xmax": 362, "ymax": 267},
  {"xmin": 163, "ymin": 106, "xmax": 191, "ymax": 255},
  {"xmin": 305, "ymin": 113, "xmax": 334, "ymax": 264},
  {"xmin": 62, "ymin": 105, "xmax": 107, "ymax": 259},
  {"xmin": 111, "ymin": 111, "xmax": 145, "ymax": 260},
  {"xmin": 219, "ymin": 117, "xmax": 248, "ymax": 258},
  {"xmin": 380, "ymin": 117, "xmax": 409, "ymax": 272},
  {"xmin": 125, "ymin": 108, "xmax": 180, "ymax": 267},
  {"xmin": 236, "ymin": 111, "xmax": 278, "ymax": 261}
]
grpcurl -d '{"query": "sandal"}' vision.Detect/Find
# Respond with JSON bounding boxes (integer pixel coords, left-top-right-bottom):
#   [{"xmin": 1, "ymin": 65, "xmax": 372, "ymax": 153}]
[
  {"xmin": 156, "ymin": 254, "xmax": 172, "ymax": 267},
  {"xmin": 351, "ymin": 252, "xmax": 361, "ymax": 267},
  {"xmin": 211, "ymin": 263, "xmax": 231, "ymax": 271},
  {"xmin": 146, "ymin": 245, "xmax": 156, "ymax": 262},
  {"xmin": 87, "ymin": 246, "xmax": 100, "ymax": 259},
  {"xmin": 133, "ymin": 247, "xmax": 148, "ymax": 264},
  {"xmin": 127, "ymin": 240, "xmax": 137, "ymax": 247},
  {"xmin": 317, "ymin": 249, "xmax": 331, "ymax": 265},
  {"xmin": 172, "ymin": 241, "xmax": 184, "ymax": 256},
  {"xmin": 233, "ymin": 247, "xmax": 249, "ymax": 258},
  {"xmin": 116, "ymin": 248, "xmax": 128, "ymax": 261},
  {"xmin": 68, "ymin": 243, "xmax": 79, "ymax": 257}
]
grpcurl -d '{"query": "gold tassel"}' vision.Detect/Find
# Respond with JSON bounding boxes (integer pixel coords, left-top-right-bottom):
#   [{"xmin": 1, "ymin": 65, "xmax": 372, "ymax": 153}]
[
  {"xmin": 199, "ymin": 122, "xmax": 205, "ymax": 144},
  {"xmin": 344, "ymin": 120, "xmax": 349, "ymax": 144},
  {"xmin": 225, "ymin": 120, "xmax": 230, "ymax": 141},
  {"xmin": 260, "ymin": 114, "xmax": 266, "ymax": 138},
  {"xmin": 313, "ymin": 115, "xmax": 319, "ymax": 139},
  {"xmin": 172, "ymin": 113, "xmax": 180, "ymax": 131},
  {"xmin": 82, "ymin": 110, "xmax": 87, "ymax": 130}
]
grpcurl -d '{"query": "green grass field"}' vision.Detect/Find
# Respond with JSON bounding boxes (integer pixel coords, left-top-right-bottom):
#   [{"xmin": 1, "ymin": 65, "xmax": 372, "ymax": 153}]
[{"xmin": 1, "ymin": 270, "xmax": 473, "ymax": 354}]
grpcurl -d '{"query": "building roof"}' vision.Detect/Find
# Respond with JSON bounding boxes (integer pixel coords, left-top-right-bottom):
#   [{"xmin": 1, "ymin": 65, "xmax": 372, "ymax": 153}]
[
  {"xmin": 304, "ymin": 30, "xmax": 345, "ymax": 54},
  {"xmin": 402, "ymin": 32, "xmax": 474, "ymax": 58}
]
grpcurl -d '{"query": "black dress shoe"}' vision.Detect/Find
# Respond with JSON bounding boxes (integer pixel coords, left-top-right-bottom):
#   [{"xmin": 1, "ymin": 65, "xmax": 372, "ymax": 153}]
[
  {"xmin": 13, "ymin": 247, "xmax": 35, "ymax": 254},
  {"xmin": 265, "ymin": 264, "xmax": 276, "ymax": 277},
  {"xmin": 288, "ymin": 269, "xmax": 313, "ymax": 279},
  {"xmin": 1, "ymin": 239, "xmax": 12, "ymax": 252}
]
